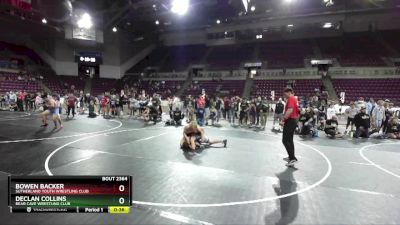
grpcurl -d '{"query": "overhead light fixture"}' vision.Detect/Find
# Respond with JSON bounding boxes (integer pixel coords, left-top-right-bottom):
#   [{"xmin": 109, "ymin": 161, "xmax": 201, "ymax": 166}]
[
  {"xmin": 216, "ymin": 19, "xmax": 221, "ymax": 24},
  {"xmin": 288, "ymin": 24, "xmax": 294, "ymax": 27},
  {"xmin": 324, "ymin": 0, "xmax": 334, "ymax": 6},
  {"xmin": 155, "ymin": 20, "xmax": 160, "ymax": 25},
  {"xmin": 41, "ymin": 18, "xmax": 47, "ymax": 24},
  {"xmin": 112, "ymin": 27, "xmax": 117, "ymax": 32},
  {"xmin": 171, "ymin": 0, "xmax": 190, "ymax": 15},
  {"xmin": 256, "ymin": 34, "xmax": 263, "ymax": 39},
  {"xmin": 153, "ymin": 4, "xmax": 156, "ymax": 8},
  {"xmin": 242, "ymin": 0, "xmax": 248, "ymax": 12},
  {"xmin": 250, "ymin": 6, "xmax": 255, "ymax": 11},
  {"xmin": 77, "ymin": 13, "xmax": 93, "ymax": 29},
  {"xmin": 323, "ymin": 22, "xmax": 332, "ymax": 28}
]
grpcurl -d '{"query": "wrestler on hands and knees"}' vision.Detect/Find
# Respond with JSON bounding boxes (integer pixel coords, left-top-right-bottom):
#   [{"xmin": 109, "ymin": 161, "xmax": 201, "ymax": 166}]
[{"xmin": 180, "ymin": 121, "xmax": 227, "ymax": 151}]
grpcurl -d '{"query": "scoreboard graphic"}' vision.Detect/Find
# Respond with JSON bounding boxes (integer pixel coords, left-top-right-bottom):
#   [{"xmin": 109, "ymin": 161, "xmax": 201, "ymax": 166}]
[{"xmin": 8, "ymin": 176, "xmax": 132, "ymax": 213}]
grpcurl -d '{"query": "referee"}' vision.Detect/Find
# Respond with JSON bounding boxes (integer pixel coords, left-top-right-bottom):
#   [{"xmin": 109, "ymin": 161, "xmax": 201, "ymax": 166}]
[{"xmin": 279, "ymin": 88, "xmax": 300, "ymax": 167}]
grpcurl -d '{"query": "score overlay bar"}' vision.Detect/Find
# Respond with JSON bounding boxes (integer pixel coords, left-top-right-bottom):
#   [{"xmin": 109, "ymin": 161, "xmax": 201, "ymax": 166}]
[{"xmin": 8, "ymin": 176, "xmax": 132, "ymax": 213}]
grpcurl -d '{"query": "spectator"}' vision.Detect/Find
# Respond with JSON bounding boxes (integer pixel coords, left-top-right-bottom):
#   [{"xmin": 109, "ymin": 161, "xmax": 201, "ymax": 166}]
[
  {"xmin": 382, "ymin": 102, "xmax": 394, "ymax": 134},
  {"xmin": 259, "ymin": 97, "xmax": 270, "ymax": 130},
  {"xmin": 367, "ymin": 98, "xmax": 376, "ymax": 116},
  {"xmin": 345, "ymin": 102, "xmax": 358, "ymax": 134},
  {"xmin": 371, "ymin": 100, "xmax": 385, "ymax": 134},
  {"xmin": 353, "ymin": 106, "xmax": 371, "ymax": 138},
  {"xmin": 273, "ymin": 98, "xmax": 285, "ymax": 128},
  {"xmin": 17, "ymin": 90, "xmax": 25, "ymax": 111},
  {"xmin": 355, "ymin": 97, "xmax": 367, "ymax": 112},
  {"xmin": 325, "ymin": 115, "xmax": 343, "ymax": 138},
  {"xmin": 326, "ymin": 103, "xmax": 336, "ymax": 120},
  {"xmin": 385, "ymin": 117, "xmax": 400, "ymax": 139},
  {"xmin": 67, "ymin": 93, "xmax": 77, "ymax": 119}
]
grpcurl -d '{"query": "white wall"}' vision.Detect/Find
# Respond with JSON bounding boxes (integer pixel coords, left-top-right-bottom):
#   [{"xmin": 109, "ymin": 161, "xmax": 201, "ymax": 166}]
[
  {"xmin": 55, "ymin": 61, "xmax": 78, "ymax": 76},
  {"xmin": 100, "ymin": 65, "xmax": 121, "ymax": 79}
]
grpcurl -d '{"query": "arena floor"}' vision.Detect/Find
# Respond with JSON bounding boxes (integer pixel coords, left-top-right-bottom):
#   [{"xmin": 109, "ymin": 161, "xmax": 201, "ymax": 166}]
[{"xmin": 0, "ymin": 111, "xmax": 399, "ymax": 225}]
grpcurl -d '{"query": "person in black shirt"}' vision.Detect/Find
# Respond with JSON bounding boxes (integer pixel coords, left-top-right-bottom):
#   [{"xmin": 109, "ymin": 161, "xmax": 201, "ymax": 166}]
[
  {"xmin": 297, "ymin": 109, "xmax": 313, "ymax": 135},
  {"xmin": 385, "ymin": 117, "xmax": 400, "ymax": 139},
  {"xmin": 325, "ymin": 115, "xmax": 343, "ymax": 138},
  {"xmin": 167, "ymin": 107, "xmax": 184, "ymax": 126},
  {"xmin": 259, "ymin": 98, "xmax": 270, "ymax": 130},
  {"xmin": 239, "ymin": 100, "xmax": 249, "ymax": 126},
  {"xmin": 255, "ymin": 97, "xmax": 262, "ymax": 126},
  {"xmin": 382, "ymin": 102, "xmax": 393, "ymax": 134},
  {"xmin": 248, "ymin": 100, "xmax": 257, "ymax": 127},
  {"xmin": 353, "ymin": 106, "xmax": 370, "ymax": 138},
  {"xmin": 274, "ymin": 98, "xmax": 285, "ymax": 127},
  {"xmin": 215, "ymin": 97, "xmax": 222, "ymax": 123}
]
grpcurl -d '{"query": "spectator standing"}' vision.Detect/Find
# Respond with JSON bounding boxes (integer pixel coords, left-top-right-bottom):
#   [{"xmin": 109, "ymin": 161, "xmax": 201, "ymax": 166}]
[
  {"xmin": 17, "ymin": 90, "xmax": 25, "ymax": 111},
  {"xmin": 67, "ymin": 93, "xmax": 77, "ymax": 119},
  {"xmin": 326, "ymin": 103, "xmax": 336, "ymax": 120},
  {"xmin": 344, "ymin": 102, "xmax": 358, "ymax": 134},
  {"xmin": 371, "ymin": 100, "xmax": 385, "ymax": 134},
  {"xmin": 259, "ymin": 97, "xmax": 270, "ymax": 130},
  {"xmin": 273, "ymin": 98, "xmax": 285, "ymax": 128},
  {"xmin": 223, "ymin": 97, "xmax": 230, "ymax": 120},
  {"xmin": 367, "ymin": 98, "xmax": 376, "ymax": 116}
]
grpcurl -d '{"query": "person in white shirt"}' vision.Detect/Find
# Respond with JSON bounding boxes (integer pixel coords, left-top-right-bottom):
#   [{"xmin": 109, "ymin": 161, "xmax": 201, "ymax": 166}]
[
  {"xmin": 367, "ymin": 98, "xmax": 376, "ymax": 116},
  {"xmin": 371, "ymin": 100, "xmax": 385, "ymax": 133},
  {"xmin": 345, "ymin": 102, "xmax": 358, "ymax": 134},
  {"xmin": 355, "ymin": 97, "xmax": 367, "ymax": 112},
  {"xmin": 326, "ymin": 103, "xmax": 336, "ymax": 120}
]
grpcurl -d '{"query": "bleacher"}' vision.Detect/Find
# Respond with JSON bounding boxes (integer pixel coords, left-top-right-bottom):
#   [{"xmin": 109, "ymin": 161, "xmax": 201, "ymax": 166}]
[
  {"xmin": 91, "ymin": 78, "xmax": 118, "ymax": 96},
  {"xmin": 316, "ymin": 35, "xmax": 388, "ymax": 67},
  {"xmin": 0, "ymin": 71, "xmax": 40, "ymax": 93},
  {"xmin": 253, "ymin": 79, "xmax": 322, "ymax": 97},
  {"xmin": 184, "ymin": 80, "xmax": 245, "ymax": 97},
  {"xmin": 332, "ymin": 78, "xmax": 400, "ymax": 103},
  {"xmin": 258, "ymin": 40, "xmax": 314, "ymax": 69}
]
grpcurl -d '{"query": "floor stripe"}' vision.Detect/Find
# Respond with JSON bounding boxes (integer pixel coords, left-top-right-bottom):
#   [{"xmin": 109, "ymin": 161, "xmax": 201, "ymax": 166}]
[
  {"xmin": 134, "ymin": 205, "xmax": 214, "ymax": 225},
  {"xmin": 359, "ymin": 142, "xmax": 400, "ymax": 179},
  {"xmin": 0, "ymin": 120, "xmax": 122, "ymax": 143},
  {"xmin": 348, "ymin": 162, "xmax": 373, "ymax": 166},
  {"xmin": 337, "ymin": 187, "xmax": 397, "ymax": 198},
  {"xmin": 44, "ymin": 123, "xmax": 332, "ymax": 208},
  {"xmin": 45, "ymin": 130, "xmax": 167, "ymax": 175}
]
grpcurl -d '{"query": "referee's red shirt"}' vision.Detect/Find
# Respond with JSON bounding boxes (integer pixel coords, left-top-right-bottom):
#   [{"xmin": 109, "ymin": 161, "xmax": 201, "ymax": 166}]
[{"xmin": 284, "ymin": 95, "xmax": 299, "ymax": 122}]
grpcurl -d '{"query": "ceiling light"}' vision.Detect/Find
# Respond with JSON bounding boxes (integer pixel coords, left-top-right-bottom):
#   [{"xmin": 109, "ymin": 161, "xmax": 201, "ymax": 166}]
[
  {"xmin": 171, "ymin": 0, "xmax": 190, "ymax": 15},
  {"xmin": 288, "ymin": 24, "xmax": 294, "ymax": 27},
  {"xmin": 112, "ymin": 27, "xmax": 117, "ymax": 32},
  {"xmin": 250, "ymin": 6, "xmax": 255, "ymax": 11},
  {"xmin": 323, "ymin": 22, "xmax": 332, "ymax": 28},
  {"xmin": 41, "ymin": 18, "xmax": 47, "ymax": 24},
  {"xmin": 216, "ymin": 19, "xmax": 221, "ymax": 24},
  {"xmin": 77, "ymin": 13, "xmax": 93, "ymax": 29},
  {"xmin": 155, "ymin": 20, "xmax": 160, "ymax": 25}
]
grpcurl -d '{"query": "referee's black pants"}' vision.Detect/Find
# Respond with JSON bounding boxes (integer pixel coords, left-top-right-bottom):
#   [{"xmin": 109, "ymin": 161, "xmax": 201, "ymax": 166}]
[{"xmin": 282, "ymin": 119, "xmax": 297, "ymax": 160}]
